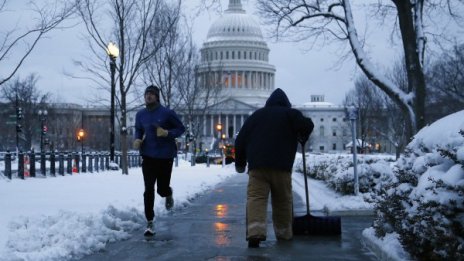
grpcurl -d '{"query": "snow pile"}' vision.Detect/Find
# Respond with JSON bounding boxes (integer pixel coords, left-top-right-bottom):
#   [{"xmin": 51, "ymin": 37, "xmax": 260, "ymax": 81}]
[
  {"xmin": 5, "ymin": 207, "xmax": 144, "ymax": 261},
  {"xmin": 371, "ymin": 110, "xmax": 464, "ymax": 260},
  {"xmin": 0, "ymin": 162, "xmax": 237, "ymax": 261}
]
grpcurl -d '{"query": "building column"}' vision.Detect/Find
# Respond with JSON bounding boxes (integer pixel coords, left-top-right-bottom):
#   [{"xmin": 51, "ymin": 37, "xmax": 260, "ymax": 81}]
[
  {"xmin": 228, "ymin": 73, "xmax": 232, "ymax": 88},
  {"xmin": 233, "ymin": 114, "xmax": 237, "ymax": 138},
  {"xmin": 225, "ymin": 115, "xmax": 229, "ymax": 137}
]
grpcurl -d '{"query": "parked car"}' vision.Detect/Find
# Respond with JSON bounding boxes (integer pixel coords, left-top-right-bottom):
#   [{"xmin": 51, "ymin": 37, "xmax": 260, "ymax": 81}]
[{"xmin": 195, "ymin": 152, "xmax": 222, "ymax": 164}]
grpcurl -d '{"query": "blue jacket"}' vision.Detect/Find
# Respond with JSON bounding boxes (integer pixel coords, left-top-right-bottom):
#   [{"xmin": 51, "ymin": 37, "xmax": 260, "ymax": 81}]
[
  {"xmin": 235, "ymin": 88, "xmax": 314, "ymax": 172},
  {"xmin": 134, "ymin": 105, "xmax": 185, "ymax": 159}
]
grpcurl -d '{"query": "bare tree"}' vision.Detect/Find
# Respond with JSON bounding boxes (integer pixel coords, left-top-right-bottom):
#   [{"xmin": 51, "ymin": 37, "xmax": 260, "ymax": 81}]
[
  {"xmin": 142, "ymin": 7, "xmax": 186, "ymax": 110},
  {"xmin": 179, "ymin": 59, "xmax": 223, "ymax": 155},
  {"xmin": 76, "ymin": 0, "xmax": 181, "ymax": 174},
  {"xmin": 426, "ymin": 43, "xmax": 464, "ymax": 122},
  {"xmin": 0, "ymin": 74, "xmax": 51, "ymax": 150},
  {"xmin": 344, "ymin": 75, "xmax": 382, "ymax": 153},
  {"xmin": 255, "ymin": 0, "xmax": 464, "ymax": 141},
  {"xmin": 0, "ymin": 0, "xmax": 77, "ymax": 86},
  {"xmin": 345, "ymin": 57, "xmax": 410, "ymax": 157}
]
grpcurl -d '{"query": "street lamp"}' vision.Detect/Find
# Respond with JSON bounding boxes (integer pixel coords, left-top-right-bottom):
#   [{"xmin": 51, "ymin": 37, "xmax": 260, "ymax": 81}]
[
  {"xmin": 216, "ymin": 123, "xmax": 225, "ymax": 167},
  {"xmin": 216, "ymin": 122, "xmax": 223, "ymax": 150},
  {"xmin": 77, "ymin": 129, "xmax": 85, "ymax": 155},
  {"xmin": 216, "ymin": 123, "xmax": 222, "ymax": 131},
  {"xmin": 346, "ymin": 105, "xmax": 359, "ymax": 196},
  {"xmin": 107, "ymin": 42, "xmax": 119, "ymax": 163}
]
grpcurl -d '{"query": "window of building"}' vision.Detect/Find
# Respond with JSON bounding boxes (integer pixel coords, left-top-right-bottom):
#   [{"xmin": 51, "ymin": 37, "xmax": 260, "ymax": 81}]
[
  {"xmin": 332, "ymin": 143, "xmax": 337, "ymax": 150},
  {"xmin": 226, "ymin": 51, "xmax": 229, "ymax": 59},
  {"xmin": 244, "ymin": 51, "xmax": 246, "ymax": 59},
  {"xmin": 319, "ymin": 126, "xmax": 324, "ymax": 136},
  {"xmin": 332, "ymin": 131, "xmax": 336, "ymax": 137},
  {"xmin": 220, "ymin": 52, "xmax": 223, "ymax": 59},
  {"xmin": 333, "ymin": 118, "xmax": 337, "ymax": 122},
  {"xmin": 319, "ymin": 146, "xmax": 325, "ymax": 151},
  {"xmin": 232, "ymin": 51, "xmax": 235, "ymax": 59},
  {"xmin": 238, "ymin": 51, "xmax": 241, "ymax": 59},
  {"xmin": 320, "ymin": 118, "xmax": 324, "ymax": 122}
]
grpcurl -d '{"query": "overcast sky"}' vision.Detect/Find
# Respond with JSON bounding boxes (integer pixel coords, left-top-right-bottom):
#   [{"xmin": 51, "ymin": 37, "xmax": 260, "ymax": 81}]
[{"xmin": 1, "ymin": 0, "xmax": 407, "ymax": 106}]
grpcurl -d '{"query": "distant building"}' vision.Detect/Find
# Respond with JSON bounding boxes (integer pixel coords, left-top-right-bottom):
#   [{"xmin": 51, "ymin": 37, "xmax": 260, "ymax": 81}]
[{"xmin": 296, "ymin": 95, "xmax": 349, "ymax": 153}]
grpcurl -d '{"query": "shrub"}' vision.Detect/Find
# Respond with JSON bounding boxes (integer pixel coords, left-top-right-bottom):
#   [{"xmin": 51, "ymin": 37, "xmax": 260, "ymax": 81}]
[{"xmin": 372, "ymin": 123, "xmax": 464, "ymax": 260}]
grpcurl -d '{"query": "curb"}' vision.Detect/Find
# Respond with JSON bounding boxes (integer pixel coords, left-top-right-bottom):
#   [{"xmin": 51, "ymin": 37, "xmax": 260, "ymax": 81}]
[
  {"xmin": 361, "ymin": 228, "xmax": 413, "ymax": 261},
  {"xmin": 328, "ymin": 209, "xmax": 374, "ymax": 216}
]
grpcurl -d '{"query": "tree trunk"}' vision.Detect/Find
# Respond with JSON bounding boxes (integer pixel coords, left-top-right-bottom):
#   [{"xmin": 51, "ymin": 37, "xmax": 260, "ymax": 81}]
[
  {"xmin": 393, "ymin": 0, "xmax": 427, "ymax": 134},
  {"xmin": 120, "ymin": 89, "xmax": 128, "ymax": 175}
]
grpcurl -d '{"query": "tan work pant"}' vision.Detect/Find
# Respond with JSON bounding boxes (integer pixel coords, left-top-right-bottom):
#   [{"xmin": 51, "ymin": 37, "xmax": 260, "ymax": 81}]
[{"xmin": 246, "ymin": 169, "xmax": 293, "ymax": 241}]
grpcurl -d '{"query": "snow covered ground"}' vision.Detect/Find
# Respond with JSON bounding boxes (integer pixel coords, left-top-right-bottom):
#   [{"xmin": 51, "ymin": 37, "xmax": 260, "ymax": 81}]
[{"xmin": 0, "ymin": 157, "xmax": 376, "ymax": 261}]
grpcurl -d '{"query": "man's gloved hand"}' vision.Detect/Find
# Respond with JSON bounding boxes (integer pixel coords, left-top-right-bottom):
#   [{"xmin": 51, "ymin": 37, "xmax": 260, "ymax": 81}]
[
  {"xmin": 133, "ymin": 139, "xmax": 143, "ymax": 149},
  {"xmin": 156, "ymin": 127, "xmax": 168, "ymax": 137},
  {"xmin": 297, "ymin": 133, "xmax": 308, "ymax": 145},
  {"xmin": 235, "ymin": 164, "xmax": 245, "ymax": 173}
]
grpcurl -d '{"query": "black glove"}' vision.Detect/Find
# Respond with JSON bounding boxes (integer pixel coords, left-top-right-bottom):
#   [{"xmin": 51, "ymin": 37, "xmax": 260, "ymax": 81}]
[{"xmin": 297, "ymin": 133, "xmax": 308, "ymax": 144}]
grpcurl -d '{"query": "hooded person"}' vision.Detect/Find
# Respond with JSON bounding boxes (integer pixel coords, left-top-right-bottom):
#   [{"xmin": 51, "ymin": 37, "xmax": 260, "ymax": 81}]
[
  {"xmin": 133, "ymin": 84, "xmax": 186, "ymax": 237},
  {"xmin": 234, "ymin": 88, "xmax": 314, "ymax": 248}
]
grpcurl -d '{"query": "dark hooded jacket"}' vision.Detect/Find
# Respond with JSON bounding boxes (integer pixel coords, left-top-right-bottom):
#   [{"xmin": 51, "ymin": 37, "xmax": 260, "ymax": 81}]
[{"xmin": 234, "ymin": 88, "xmax": 314, "ymax": 172}]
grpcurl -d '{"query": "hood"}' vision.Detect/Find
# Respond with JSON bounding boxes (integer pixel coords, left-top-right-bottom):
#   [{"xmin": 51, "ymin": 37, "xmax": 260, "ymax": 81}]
[{"xmin": 265, "ymin": 88, "xmax": 291, "ymax": 108}]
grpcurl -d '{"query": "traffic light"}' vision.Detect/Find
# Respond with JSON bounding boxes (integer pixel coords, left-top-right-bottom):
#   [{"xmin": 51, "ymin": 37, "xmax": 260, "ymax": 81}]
[
  {"xmin": 16, "ymin": 124, "xmax": 22, "ymax": 133},
  {"xmin": 16, "ymin": 107, "xmax": 23, "ymax": 120},
  {"xmin": 42, "ymin": 125, "xmax": 48, "ymax": 135}
]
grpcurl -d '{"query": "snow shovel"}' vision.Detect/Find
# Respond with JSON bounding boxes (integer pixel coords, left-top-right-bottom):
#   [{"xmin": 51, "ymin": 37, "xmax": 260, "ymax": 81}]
[{"xmin": 293, "ymin": 142, "xmax": 341, "ymax": 236}]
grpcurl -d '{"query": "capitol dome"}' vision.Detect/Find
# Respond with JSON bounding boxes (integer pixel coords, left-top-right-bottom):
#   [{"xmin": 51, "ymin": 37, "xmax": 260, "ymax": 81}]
[
  {"xmin": 205, "ymin": 1, "xmax": 264, "ymax": 43},
  {"xmin": 197, "ymin": 0, "xmax": 276, "ymax": 106}
]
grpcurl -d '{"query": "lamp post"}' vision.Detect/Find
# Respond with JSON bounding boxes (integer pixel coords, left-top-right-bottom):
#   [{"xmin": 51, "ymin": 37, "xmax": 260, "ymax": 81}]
[
  {"xmin": 38, "ymin": 109, "xmax": 48, "ymax": 153},
  {"xmin": 107, "ymin": 42, "xmax": 119, "ymax": 163},
  {"xmin": 15, "ymin": 94, "xmax": 23, "ymax": 153},
  {"xmin": 77, "ymin": 129, "xmax": 85, "ymax": 155},
  {"xmin": 346, "ymin": 105, "xmax": 359, "ymax": 195},
  {"xmin": 38, "ymin": 109, "xmax": 48, "ymax": 176},
  {"xmin": 216, "ymin": 122, "xmax": 223, "ymax": 151},
  {"xmin": 216, "ymin": 123, "xmax": 225, "ymax": 167}
]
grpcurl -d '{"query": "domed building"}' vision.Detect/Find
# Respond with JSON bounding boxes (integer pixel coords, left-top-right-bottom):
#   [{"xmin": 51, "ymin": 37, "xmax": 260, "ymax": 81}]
[
  {"xmin": 182, "ymin": 0, "xmax": 276, "ymax": 150},
  {"xmin": 174, "ymin": 0, "xmax": 360, "ymax": 155},
  {"xmin": 197, "ymin": 0, "xmax": 275, "ymax": 105}
]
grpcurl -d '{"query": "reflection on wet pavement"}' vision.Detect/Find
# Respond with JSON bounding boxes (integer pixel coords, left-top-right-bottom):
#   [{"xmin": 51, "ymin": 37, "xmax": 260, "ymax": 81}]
[
  {"xmin": 216, "ymin": 204, "xmax": 228, "ymax": 218},
  {"xmin": 214, "ymin": 222, "xmax": 231, "ymax": 246},
  {"xmin": 215, "ymin": 204, "xmax": 231, "ymax": 246}
]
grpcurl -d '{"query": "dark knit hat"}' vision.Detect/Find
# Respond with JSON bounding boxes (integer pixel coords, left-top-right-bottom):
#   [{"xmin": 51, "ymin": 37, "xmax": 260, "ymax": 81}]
[{"xmin": 144, "ymin": 85, "xmax": 160, "ymax": 97}]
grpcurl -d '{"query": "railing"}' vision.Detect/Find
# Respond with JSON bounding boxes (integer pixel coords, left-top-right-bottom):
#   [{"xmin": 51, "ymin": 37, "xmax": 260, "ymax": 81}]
[{"xmin": 1, "ymin": 150, "xmax": 142, "ymax": 179}]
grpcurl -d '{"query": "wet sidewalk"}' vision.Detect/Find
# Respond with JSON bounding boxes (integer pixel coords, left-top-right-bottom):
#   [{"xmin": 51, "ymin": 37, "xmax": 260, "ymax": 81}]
[{"xmin": 79, "ymin": 174, "xmax": 377, "ymax": 260}]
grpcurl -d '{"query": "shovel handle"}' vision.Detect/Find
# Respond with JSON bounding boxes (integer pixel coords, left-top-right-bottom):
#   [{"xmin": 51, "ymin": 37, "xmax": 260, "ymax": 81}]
[{"xmin": 301, "ymin": 141, "xmax": 310, "ymax": 215}]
